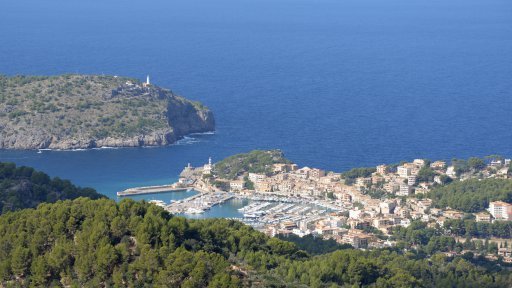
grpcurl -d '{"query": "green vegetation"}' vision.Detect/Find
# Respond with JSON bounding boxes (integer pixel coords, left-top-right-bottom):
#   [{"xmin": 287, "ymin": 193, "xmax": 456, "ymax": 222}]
[
  {"xmin": 444, "ymin": 219, "xmax": 512, "ymax": 239},
  {"xmin": 1, "ymin": 198, "xmax": 511, "ymax": 287},
  {"xmin": 428, "ymin": 179, "xmax": 512, "ymax": 213},
  {"xmin": 468, "ymin": 157, "xmax": 486, "ymax": 171},
  {"xmin": 0, "ymin": 74, "xmax": 213, "ymax": 149},
  {"xmin": 0, "ymin": 162, "xmax": 104, "ymax": 214},
  {"xmin": 0, "ymin": 198, "xmax": 294, "ymax": 287},
  {"xmin": 243, "ymin": 176, "xmax": 255, "ymax": 190},
  {"xmin": 342, "ymin": 167, "xmax": 376, "ymax": 179},
  {"xmin": 215, "ymin": 150, "xmax": 291, "ymax": 180},
  {"xmin": 416, "ymin": 166, "xmax": 437, "ymax": 183},
  {"xmin": 342, "ymin": 167, "xmax": 376, "ymax": 185},
  {"xmin": 364, "ymin": 188, "xmax": 387, "ymax": 199},
  {"xmin": 276, "ymin": 234, "xmax": 352, "ymax": 255},
  {"xmin": 451, "ymin": 157, "xmax": 488, "ymax": 176},
  {"xmin": 272, "ymin": 248, "xmax": 512, "ymax": 287}
]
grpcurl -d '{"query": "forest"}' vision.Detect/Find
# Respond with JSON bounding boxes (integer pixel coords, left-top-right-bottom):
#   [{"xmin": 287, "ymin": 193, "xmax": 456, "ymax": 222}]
[
  {"xmin": 1, "ymin": 198, "xmax": 511, "ymax": 287},
  {"xmin": 443, "ymin": 219, "xmax": 512, "ymax": 239},
  {"xmin": 428, "ymin": 179, "xmax": 512, "ymax": 213},
  {"xmin": 0, "ymin": 161, "xmax": 104, "ymax": 214}
]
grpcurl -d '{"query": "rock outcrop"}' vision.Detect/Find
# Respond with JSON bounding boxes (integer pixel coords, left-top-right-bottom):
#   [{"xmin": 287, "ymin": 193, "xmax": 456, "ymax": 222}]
[{"xmin": 0, "ymin": 74, "xmax": 215, "ymax": 149}]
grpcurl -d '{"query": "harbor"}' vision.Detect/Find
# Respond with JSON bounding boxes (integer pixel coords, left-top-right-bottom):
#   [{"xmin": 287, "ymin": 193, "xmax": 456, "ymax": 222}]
[
  {"xmin": 165, "ymin": 191, "xmax": 235, "ymax": 214},
  {"xmin": 116, "ymin": 184, "xmax": 190, "ymax": 197}
]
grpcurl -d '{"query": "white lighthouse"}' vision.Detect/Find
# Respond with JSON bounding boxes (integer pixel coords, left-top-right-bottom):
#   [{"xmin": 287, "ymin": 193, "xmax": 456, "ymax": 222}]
[
  {"xmin": 203, "ymin": 157, "xmax": 213, "ymax": 175},
  {"xmin": 143, "ymin": 75, "xmax": 151, "ymax": 87}
]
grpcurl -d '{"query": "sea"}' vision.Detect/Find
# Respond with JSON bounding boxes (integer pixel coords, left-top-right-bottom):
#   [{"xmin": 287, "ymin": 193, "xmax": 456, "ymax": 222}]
[{"xmin": 1, "ymin": 0, "xmax": 511, "ymax": 218}]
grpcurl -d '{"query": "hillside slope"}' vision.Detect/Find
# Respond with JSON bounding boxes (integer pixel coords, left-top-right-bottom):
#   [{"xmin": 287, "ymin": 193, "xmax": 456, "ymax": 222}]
[
  {"xmin": 0, "ymin": 162, "xmax": 104, "ymax": 214},
  {"xmin": 0, "ymin": 74, "xmax": 215, "ymax": 149},
  {"xmin": 214, "ymin": 150, "xmax": 292, "ymax": 180},
  {"xmin": 1, "ymin": 198, "xmax": 510, "ymax": 287}
]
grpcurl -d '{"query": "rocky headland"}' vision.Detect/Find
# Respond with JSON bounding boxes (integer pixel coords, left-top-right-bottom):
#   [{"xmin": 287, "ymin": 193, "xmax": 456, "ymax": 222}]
[{"xmin": 0, "ymin": 74, "xmax": 215, "ymax": 149}]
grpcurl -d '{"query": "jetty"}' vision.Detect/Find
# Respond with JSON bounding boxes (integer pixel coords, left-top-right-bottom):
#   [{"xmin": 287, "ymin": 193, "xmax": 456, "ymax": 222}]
[
  {"xmin": 165, "ymin": 191, "xmax": 234, "ymax": 214},
  {"xmin": 117, "ymin": 184, "xmax": 189, "ymax": 197}
]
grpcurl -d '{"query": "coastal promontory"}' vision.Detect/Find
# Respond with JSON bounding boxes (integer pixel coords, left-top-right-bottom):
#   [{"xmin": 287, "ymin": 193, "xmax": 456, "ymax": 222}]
[{"xmin": 0, "ymin": 74, "xmax": 215, "ymax": 149}]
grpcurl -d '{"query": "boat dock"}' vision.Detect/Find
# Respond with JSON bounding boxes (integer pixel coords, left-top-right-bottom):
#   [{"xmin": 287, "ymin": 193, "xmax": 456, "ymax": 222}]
[
  {"xmin": 165, "ymin": 191, "xmax": 234, "ymax": 214},
  {"xmin": 117, "ymin": 184, "xmax": 189, "ymax": 197}
]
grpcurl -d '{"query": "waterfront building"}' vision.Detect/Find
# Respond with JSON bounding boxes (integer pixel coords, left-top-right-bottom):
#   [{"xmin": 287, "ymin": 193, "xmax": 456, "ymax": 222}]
[
  {"xmin": 430, "ymin": 161, "xmax": 447, "ymax": 170},
  {"xmin": 229, "ymin": 180, "xmax": 244, "ymax": 192},
  {"xmin": 203, "ymin": 157, "xmax": 214, "ymax": 175},
  {"xmin": 255, "ymin": 181, "xmax": 272, "ymax": 192},
  {"xmin": 397, "ymin": 166, "xmax": 411, "ymax": 178},
  {"xmin": 294, "ymin": 167, "xmax": 312, "ymax": 179},
  {"xmin": 413, "ymin": 159, "xmax": 426, "ymax": 167},
  {"xmin": 248, "ymin": 173, "xmax": 266, "ymax": 183},
  {"xmin": 376, "ymin": 164, "xmax": 388, "ymax": 175}
]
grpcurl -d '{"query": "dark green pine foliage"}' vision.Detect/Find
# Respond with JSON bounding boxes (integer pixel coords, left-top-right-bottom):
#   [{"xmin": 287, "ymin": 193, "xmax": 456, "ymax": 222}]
[
  {"xmin": 1, "ymin": 198, "xmax": 511, "ymax": 287},
  {"xmin": 428, "ymin": 179, "xmax": 512, "ymax": 213},
  {"xmin": 0, "ymin": 161, "xmax": 104, "ymax": 214}
]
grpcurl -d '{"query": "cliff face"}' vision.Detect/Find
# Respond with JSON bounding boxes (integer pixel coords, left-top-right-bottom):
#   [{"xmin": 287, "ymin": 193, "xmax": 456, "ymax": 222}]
[
  {"xmin": 0, "ymin": 75, "xmax": 215, "ymax": 150},
  {"xmin": 167, "ymin": 97, "xmax": 215, "ymax": 136}
]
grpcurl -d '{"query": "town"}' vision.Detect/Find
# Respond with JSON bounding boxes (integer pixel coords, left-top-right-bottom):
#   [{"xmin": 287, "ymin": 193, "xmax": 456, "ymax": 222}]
[{"xmin": 162, "ymin": 151, "xmax": 512, "ymax": 263}]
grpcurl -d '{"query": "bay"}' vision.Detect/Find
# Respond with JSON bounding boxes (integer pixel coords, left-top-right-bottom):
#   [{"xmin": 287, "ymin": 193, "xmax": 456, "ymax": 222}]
[{"xmin": 1, "ymin": 0, "xmax": 512, "ymax": 213}]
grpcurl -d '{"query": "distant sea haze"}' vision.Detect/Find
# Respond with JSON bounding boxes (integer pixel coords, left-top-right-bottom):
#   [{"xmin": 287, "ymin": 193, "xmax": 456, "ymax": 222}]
[{"xmin": 1, "ymin": 0, "xmax": 511, "ymax": 199}]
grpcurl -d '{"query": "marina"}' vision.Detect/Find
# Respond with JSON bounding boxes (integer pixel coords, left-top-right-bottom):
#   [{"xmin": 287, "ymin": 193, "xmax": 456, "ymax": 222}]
[{"xmin": 165, "ymin": 191, "xmax": 235, "ymax": 214}]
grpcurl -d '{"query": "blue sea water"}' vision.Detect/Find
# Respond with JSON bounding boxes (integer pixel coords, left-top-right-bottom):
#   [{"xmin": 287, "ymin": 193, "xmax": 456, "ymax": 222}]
[{"xmin": 1, "ymin": 0, "xmax": 512, "ymax": 205}]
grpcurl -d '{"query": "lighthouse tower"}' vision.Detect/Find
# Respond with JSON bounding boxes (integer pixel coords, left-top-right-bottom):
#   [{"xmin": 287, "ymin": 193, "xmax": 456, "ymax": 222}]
[
  {"xmin": 203, "ymin": 156, "xmax": 213, "ymax": 175},
  {"xmin": 143, "ymin": 75, "xmax": 151, "ymax": 87}
]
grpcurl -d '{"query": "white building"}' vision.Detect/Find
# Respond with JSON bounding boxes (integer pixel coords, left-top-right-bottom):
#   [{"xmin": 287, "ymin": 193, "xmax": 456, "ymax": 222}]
[
  {"xmin": 397, "ymin": 184, "xmax": 412, "ymax": 196},
  {"xmin": 248, "ymin": 173, "xmax": 266, "ymax": 183},
  {"xmin": 397, "ymin": 166, "xmax": 411, "ymax": 178},
  {"xmin": 488, "ymin": 201, "xmax": 512, "ymax": 221},
  {"xmin": 379, "ymin": 201, "xmax": 396, "ymax": 214},
  {"xmin": 446, "ymin": 166, "xmax": 457, "ymax": 178},
  {"xmin": 349, "ymin": 209, "xmax": 362, "ymax": 219},
  {"xmin": 229, "ymin": 180, "xmax": 244, "ymax": 191},
  {"xmin": 203, "ymin": 157, "xmax": 214, "ymax": 175},
  {"xmin": 413, "ymin": 159, "xmax": 426, "ymax": 167}
]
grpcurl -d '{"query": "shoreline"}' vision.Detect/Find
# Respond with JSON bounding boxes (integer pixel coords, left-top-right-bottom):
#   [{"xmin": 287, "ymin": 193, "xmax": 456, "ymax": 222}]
[{"xmin": 0, "ymin": 131, "xmax": 216, "ymax": 152}]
